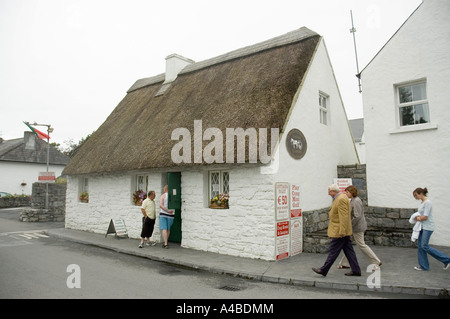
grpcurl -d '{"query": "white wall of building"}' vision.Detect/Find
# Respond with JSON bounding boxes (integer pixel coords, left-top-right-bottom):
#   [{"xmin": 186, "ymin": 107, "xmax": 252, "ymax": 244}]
[
  {"xmin": 361, "ymin": 0, "xmax": 450, "ymax": 245},
  {"xmin": 0, "ymin": 161, "xmax": 66, "ymax": 195},
  {"xmin": 273, "ymin": 38, "xmax": 358, "ymax": 211}
]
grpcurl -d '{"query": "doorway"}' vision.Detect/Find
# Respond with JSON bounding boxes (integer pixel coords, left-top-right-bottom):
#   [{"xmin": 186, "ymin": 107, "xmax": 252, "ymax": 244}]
[{"xmin": 167, "ymin": 172, "xmax": 182, "ymax": 243}]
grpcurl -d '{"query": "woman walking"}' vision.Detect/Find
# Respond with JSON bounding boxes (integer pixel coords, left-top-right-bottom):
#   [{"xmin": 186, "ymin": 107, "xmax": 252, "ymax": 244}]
[
  {"xmin": 412, "ymin": 187, "xmax": 450, "ymax": 271},
  {"xmin": 338, "ymin": 185, "xmax": 382, "ymax": 271}
]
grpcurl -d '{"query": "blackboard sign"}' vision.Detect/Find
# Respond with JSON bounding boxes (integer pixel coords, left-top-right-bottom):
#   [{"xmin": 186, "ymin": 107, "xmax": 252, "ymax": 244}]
[{"xmin": 105, "ymin": 218, "xmax": 128, "ymax": 238}]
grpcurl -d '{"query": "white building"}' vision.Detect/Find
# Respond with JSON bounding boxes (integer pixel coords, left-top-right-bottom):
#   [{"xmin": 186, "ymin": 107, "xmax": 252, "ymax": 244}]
[
  {"xmin": 361, "ymin": 0, "xmax": 450, "ymax": 246},
  {"xmin": 63, "ymin": 27, "xmax": 358, "ymax": 260},
  {"xmin": 0, "ymin": 131, "xmax": 69, "ymax": 195}
]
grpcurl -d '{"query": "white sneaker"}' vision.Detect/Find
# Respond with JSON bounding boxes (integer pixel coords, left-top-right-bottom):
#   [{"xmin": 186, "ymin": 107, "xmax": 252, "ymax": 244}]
[
  {"xmin": 444, "ymin": 263, "xmax": 449, "ymax": 270},
  {"xmin": 414, "ymin": 266, "xmax": 423, "ymax": 271},
  {"xmin": 138, "ymin": 243, "xmax": 144, "ymax": 248}
]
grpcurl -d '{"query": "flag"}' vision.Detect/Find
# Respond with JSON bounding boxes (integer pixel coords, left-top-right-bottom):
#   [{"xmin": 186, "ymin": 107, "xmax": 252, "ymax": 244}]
[{"xmin": 23, "ymin": 121, "xmax": 50, "ymax": 140}]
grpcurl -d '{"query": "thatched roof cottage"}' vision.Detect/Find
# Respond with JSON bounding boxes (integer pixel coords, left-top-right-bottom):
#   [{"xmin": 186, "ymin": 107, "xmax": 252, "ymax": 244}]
[{"xmin": 63, "ymin": 27, "xmax": 358, "ymax": 260}]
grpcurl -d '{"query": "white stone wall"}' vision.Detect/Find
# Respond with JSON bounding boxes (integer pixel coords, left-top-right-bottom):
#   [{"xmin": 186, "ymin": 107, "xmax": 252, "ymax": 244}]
[
  {"xmin": 181, "ymin": 167, "xmax": 275, "ymax": 260},
  {"xmin": 361, "ymin": 0, "xmax": 450, "ymax": 246},
  {"xmin": 65, "ymin": 173, "xmax": 161, "ymax": 242}
]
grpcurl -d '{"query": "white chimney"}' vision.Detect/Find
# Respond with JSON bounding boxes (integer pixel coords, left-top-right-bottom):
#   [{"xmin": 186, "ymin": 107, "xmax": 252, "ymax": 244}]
[{"xmin": 164, "ymin": 54, "xmax": 194, "ymax": 83}]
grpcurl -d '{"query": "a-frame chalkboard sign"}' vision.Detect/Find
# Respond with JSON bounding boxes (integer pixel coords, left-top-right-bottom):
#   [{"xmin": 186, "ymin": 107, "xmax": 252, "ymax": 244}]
[{"xmin": 105, "ymin": 218, "xmax": 128, "ymax": 239}]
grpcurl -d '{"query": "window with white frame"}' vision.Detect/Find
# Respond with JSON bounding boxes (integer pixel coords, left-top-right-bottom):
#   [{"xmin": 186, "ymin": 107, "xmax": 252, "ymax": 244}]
[
  {"xmin": 133, "ymin": 175, "xmax": 148, "ymax": 205},
  {"xmin": 209, "ymin": 171, "xmax": 229, "ymax": 201},
  {"xmin": 79, "ymin": 177, "xmax": 89, "ymax": 203},
  {"xmin": 319, "ymin": 92, "xmax": 329, "ymax": 125},
  {"xmin": 397, "ymin": 81, "xmax": 430, "ymax": 127}
]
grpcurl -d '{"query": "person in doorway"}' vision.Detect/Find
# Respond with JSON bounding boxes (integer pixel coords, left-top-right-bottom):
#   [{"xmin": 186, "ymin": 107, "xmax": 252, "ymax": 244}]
[
  {"xmin": 312, "ymin": 184, "xmax": 361, "ymax": 277},
  {"xmin": 337, "ymin": 185, "xmax": 382, "ymax": 271},
  {"xmin": 159, "ymin": 185, "xmax": 174, "ymax": 249},
  {"xmin": 139, "ymin": 190, "xmax": 156, "ymax": 248},
  {"xmin": 412, "ymin": 187, "xmax": 450, "ymax": 271}
]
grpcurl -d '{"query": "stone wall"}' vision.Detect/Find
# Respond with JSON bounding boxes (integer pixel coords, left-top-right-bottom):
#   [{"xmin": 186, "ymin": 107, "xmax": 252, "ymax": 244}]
[
  {"xmin": 0, "ymin": 196, "xmax": 31, "ymax": 208},
  {"xmin": 20, "ymin": 182, "xmax": 66, "ymax": 222},
  {"xmin": 303, "ymin": 164, "xmax": 416, "ymax": 253}
]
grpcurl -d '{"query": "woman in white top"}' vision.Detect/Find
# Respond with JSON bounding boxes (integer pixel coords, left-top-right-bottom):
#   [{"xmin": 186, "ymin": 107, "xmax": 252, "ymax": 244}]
[{"xmin": 412, "ymin": 187, "xmax": 450, "ymax": 271}]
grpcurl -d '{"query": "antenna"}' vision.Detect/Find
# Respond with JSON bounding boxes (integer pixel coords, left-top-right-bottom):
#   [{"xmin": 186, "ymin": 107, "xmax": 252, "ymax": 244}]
[{"xmin": 350, "ymin": 10, "xmax": 362, "ymax": 93}]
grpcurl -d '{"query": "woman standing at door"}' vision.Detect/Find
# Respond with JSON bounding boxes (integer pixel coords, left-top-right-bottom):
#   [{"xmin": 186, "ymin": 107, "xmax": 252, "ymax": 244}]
[{"xmin": 159, "ymin": 185, "xmax": 174, "ymax": 248}]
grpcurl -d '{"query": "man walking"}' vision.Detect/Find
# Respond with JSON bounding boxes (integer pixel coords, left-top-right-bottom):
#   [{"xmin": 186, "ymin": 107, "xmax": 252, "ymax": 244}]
[
  {"xmin": 139, "ymin": 190, "xmax": 156, "ymax": 248},
  {"xmin": 312, "ymin": 184, "xmax": 361, "ymax": 276}
]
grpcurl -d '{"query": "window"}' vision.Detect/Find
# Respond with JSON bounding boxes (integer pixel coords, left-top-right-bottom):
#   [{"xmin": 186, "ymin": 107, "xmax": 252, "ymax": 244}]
[
  {"xmin": 397, "ymin": 81, "xmax": 430, "ymax": 127},
  {"xmin": 133, "ymin": 175, "xmax": 148, "ymax": 205},
  {"xmin": 209, "ymin": 171, "xmax": 229, "ymax": 205},
  {"xmin": 319, "ymin": 92, "xmax": 329, "ymax": 125},
  {"xmin": 79, "ymin": 177, "xmax": 89, "ymax": 203}
]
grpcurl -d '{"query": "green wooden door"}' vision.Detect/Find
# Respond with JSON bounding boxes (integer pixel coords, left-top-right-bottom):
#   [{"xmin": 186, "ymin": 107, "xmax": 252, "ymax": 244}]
[{"xmin": 168, "ymin": 172, "xmax": 182, "ymax": 243}]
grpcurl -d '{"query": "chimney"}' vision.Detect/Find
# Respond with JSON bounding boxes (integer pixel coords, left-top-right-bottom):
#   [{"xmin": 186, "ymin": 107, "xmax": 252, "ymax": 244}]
[
  {"xmin": 24, "ymin": 131, "xmax": 36, "ymax": 150},
  {"xmin": 164, "ymin": 54, "xmax": 194, "ymax": 83}
]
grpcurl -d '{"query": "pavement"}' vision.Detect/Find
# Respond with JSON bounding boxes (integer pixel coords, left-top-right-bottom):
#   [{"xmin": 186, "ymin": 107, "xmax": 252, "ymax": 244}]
[{"xmin": 45, "ymin": 227, "xmax": 450, "ymax": 298}]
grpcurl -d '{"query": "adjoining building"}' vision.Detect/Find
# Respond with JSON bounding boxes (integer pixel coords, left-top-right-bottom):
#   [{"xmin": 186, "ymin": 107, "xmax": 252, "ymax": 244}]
[
  {"xmin": 360, "ymin": 0, "xmax": 449, "ymax": 246},
  {"xmin": 0, "ymin": 131, "xmax": 70, "ymax": 195}
]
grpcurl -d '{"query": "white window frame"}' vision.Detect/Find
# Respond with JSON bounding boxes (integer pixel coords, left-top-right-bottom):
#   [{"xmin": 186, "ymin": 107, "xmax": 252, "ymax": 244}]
[
  {"xmin": 319, "ymin": 91, "xmax": 329, "ymax": 125},
  {"xmin": 79, "ymin": 177, "xmax": 89, "ymax": 203},
  {"xmin": 396, "ymin": 80, "xmax": 430, "ymax": 127},
  {"xmin": 208, "ymin": 171, "xmax": 229, "ymax": 201}
]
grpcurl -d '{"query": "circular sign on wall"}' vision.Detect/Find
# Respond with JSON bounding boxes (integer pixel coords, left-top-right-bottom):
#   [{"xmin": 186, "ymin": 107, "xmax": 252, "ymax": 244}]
[{"xmin": 286, "ymin": 129, "xmax": 307, "ymax": 160}]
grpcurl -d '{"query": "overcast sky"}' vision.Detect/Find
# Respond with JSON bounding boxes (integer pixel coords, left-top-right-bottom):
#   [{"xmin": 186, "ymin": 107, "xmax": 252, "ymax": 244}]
[{"xmin": 0, "ymin": 0, "xmax": 422, "ymax": 146}]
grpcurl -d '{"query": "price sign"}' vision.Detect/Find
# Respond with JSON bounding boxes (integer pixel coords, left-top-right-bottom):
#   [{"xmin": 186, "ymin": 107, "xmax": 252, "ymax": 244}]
[{"xmin": 275, "ymin": 182, "xmax": 289, "ymax": 221}]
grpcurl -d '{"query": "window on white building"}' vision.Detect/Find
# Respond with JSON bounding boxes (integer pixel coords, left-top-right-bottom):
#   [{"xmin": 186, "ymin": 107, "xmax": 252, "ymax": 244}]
[
  {"xmin": 79, "ymin": 177, "xmax": 89, "ymax": 203},
  {"xmin": 209, "ymin": 171, "xmax": 229, "ymax": 207},
  {"xmin": 397, "ymin": 81, "xmax": 430, "ymax": 127},
  {"xmin": 319, "ymin": 92, "xmax": 329, "ymax": 125},
  {"xmin": 133, "ymin": 175, "xmax": 148, "ymax": 205}
]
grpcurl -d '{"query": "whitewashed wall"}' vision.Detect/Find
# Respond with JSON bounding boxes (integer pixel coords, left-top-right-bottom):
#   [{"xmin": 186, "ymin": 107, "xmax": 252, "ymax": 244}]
[
  {"xmin": 0, "ymin": 161, "xmax": 66, "ymax": 195},
  {"xmin": 361, "ymin": 0, "xmax": 450, "ymax": 246},
  {"xmin": 273, "ymin": 38, "xmax": 358, "ymax": 211}
]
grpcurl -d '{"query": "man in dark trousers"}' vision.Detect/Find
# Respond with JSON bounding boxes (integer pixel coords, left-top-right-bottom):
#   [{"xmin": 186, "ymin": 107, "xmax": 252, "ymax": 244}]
[
  {"xmin": 139, "ymin": 190, "xmax": 156, "ymax": 248},
  {"xmin": 312, "ymin": 184, "xmax": 361, "ymax": 276}
]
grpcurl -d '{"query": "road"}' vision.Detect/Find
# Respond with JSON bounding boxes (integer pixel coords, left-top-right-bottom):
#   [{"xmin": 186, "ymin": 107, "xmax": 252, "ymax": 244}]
[{"xmin": 0, "ymin": 208, "xmax": 433, "ymax": 300}]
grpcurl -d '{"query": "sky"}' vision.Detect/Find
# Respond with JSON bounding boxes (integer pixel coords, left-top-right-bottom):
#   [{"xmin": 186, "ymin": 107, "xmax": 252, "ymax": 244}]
[{"xmin": 0, "ymin": 0, "xmax": 422, "ymax": 147}]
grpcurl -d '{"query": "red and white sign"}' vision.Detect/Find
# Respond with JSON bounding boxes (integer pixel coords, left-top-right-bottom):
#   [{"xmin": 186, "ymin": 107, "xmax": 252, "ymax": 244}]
[
  {"xmin": 290, "ymin": 184, "xmax": 301, "ymax": 218},
  {"xmin": 276, "ymin": 221, "xmax": 290, "ymax": 260},
  {"xmin": 38, "ymin": 172, "xmax": 56, "ymax": 183},
  {"xmin": 333, "ymin": 178, "xmax": 352, "ymax": 193}
]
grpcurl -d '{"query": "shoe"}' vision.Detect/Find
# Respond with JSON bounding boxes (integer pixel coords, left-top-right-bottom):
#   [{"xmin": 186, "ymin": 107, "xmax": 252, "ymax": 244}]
[
  {"xmin": 312, "ymin": 267, "xmax": 326, "ymax": 277},
  {"xmin": 414, "ymin": 266, "xmax": 423, "ymax": 271},
  {"xmin": 163, "ymin": 244, "xmax": 169, "ymax": 249},
  {"xmin": 444, "ymin": 263, "xmax": 449, "ymax": 270},
  {"xmin": 145, "ymin": 242, "xmax": 156, "ymax": 247},
  {"xmin": 138, "ymin": 243, "xmax": 144, "ymax": 248},
  {"xmin": 345, "ymin": 271, "xmax": 361, "ymax": 276}
]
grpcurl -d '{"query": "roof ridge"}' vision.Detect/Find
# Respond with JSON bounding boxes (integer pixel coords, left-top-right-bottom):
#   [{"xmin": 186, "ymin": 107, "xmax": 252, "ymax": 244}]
[{"xmin": 128, "ymin": 27, "xmax": 319, "ymax": 93}]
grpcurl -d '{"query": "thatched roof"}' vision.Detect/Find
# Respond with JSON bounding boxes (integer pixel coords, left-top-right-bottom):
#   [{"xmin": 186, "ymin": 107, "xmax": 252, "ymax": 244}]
[{"xmin": 63, "ymin": 27, "xmax": 321, "ymax": 175}]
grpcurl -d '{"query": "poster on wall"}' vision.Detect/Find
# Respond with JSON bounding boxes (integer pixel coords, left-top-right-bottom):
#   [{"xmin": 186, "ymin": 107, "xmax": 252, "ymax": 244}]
[
  {"xmin": 290, "ymin": 184, "xmax": 301, "ymax": 218},
  {"xmin": 333, "ymin": 178, "xmax": 352, "ymax": 193},
  {"xmin": 275, "ymin": 182, "xmax": 290, "ymax": 221},
  {"xmin": 276, "ymin": 221, "xmax": 290, "ymax": 260}
]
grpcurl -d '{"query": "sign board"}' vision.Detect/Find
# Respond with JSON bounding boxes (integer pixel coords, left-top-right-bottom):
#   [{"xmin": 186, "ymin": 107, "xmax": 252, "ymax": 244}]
[
  {"xmin": 276, "ymin": 221, "xmax": 290, "ymax": 260},
  {"xmin": 290, "ymin": 184, "xmax": 301, "ymax": 218},
  {"xmin": 105, "ymin": 218, "xmax": 128, "ymax": 238},
  {"xmin": 290, "ymin": 218, "xmax": 303, "ymax": 256},
  {"xmin": 275, "ymin": 182, "xmax": 289, "ymax": 221},
  {"xmin": 333, "ymin": 178, "xmax": 352, "ymax": 193},
  {"xmin": 38, "ymin": 172, "xmax": 55, "ymax": 183}
]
